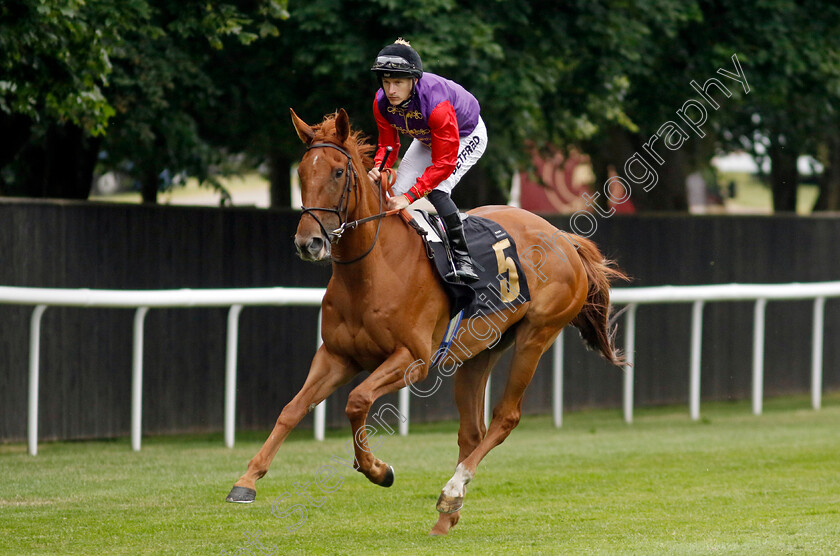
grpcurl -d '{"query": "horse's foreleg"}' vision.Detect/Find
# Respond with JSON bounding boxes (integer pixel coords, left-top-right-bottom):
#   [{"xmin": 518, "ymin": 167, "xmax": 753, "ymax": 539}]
[
  {"xmin": 344, "ymin": 347, "xmax": 423, "ymax": 487},
  {"xmin": 226, "ymin": 346, "xmax": 357, "ymax": 503}
]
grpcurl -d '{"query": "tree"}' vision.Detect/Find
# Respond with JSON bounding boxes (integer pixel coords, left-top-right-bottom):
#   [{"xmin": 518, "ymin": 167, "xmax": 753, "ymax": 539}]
[
  {"xmin": 6, "ymin": 0, "xmax": 839, "ymax": 215},
  {"xmin": 100, "ymin": 1, "xmax": 291, "ymax": 203},
  {"xmin": 0, "ymin": 0, "xmax": 288, "ymax": 201},
  {"xmin": 563, "ymin": 0, "xmax": 840, "ymax": 214},
  {"xmin": 699, "ymin": 0, "xmax": 840, "ymax": 212},
  {"xmin": 201, "ymin": 0, "xmax": 675, "ymax": 208},
  {"xmin": 201, "ymin": 0, "xmax": 470, "ymax": 207},
  {"xmin": 0, "ymin": 0, "xmax": 130, "ymax": 197},
  {"xmin": 550, "ymin": 0, "xmax": 706, "ymax": 212}
]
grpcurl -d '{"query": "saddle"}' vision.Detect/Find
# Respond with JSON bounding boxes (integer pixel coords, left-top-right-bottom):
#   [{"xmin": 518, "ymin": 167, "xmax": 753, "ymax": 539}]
[{"xmin": 405, "ymin": 209, "xmax": 531, "ymax": 320}]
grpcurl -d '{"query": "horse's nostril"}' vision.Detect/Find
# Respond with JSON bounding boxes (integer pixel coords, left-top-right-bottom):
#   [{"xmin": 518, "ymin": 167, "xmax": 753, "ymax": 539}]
[{"xmin": 307, "ymin": 237, "xmax": 324, "ymax": 255}]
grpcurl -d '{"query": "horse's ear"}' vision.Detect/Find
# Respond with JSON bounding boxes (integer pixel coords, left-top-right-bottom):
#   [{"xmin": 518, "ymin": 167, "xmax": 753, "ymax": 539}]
[
  {"xmin": 290, "ymin": 108, "xmax": 315, "ymax": 145},
  {"xmin": 335, "ymin": 108, "xmax": 350, "ymax": 145}
]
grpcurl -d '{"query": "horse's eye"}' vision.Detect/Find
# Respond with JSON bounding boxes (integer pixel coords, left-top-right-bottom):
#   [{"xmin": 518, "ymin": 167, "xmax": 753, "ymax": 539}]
[{"xmin": 335, "ymin": 169, "xmax": 344, "ymax": 178}]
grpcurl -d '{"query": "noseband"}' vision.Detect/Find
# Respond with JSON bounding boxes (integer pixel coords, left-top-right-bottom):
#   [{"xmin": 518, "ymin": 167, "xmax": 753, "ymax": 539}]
[{"xmin": 300, "ymin": 142, "xmax": 385, "ymax": 264}]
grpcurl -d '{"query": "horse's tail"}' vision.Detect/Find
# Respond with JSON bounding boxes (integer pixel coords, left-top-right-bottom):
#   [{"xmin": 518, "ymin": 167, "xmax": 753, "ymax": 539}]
[{"xmin": 570, "ymin": 235, "xmax": 630, "ymax": 367}]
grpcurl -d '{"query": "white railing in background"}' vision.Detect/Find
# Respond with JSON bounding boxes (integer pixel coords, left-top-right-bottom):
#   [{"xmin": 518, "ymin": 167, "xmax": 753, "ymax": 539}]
[
  {"xmin": 2, "ymin": 280, "xmax": 838, "ymax": 456},
  {"xmin": 0, "ymin": 286, "xmax": 324, "ymax": 456},
  {"xmin": 607, "ymin": 281, "xmax": 840, "ymax": 424}
]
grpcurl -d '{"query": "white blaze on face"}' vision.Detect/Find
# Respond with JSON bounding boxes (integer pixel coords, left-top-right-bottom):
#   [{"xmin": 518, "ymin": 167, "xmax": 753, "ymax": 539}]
[{"xmin": 442, "ymin": 462, "xmax": 473, "ymax": 499}]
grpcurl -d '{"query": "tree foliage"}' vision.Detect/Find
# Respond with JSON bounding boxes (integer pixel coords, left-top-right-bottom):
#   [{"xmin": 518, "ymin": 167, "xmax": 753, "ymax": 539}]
[
  {"xmin": 3, "ymin": 0, "xmax": 840, "ymax": 212},
  {"xmin": 708, "ymin": 0, "xmax": 840, "ymax": 211},
  {"xmin": 1, "ymin": 0, "xmax": 288, "ymax": 200},
  {"xmin": 0, "ymin": 0, "xmax": 121, "ymax": 134}
]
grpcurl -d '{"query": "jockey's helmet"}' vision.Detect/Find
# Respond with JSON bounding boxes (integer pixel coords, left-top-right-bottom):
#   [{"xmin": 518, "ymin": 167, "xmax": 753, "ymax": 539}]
[{"xmin": 370, "ymin": 39, "xmax": 423, "ymax": 79}]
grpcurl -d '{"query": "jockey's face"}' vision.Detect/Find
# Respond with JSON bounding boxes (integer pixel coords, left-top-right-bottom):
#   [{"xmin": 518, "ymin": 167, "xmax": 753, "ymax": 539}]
[{"xmin": 382, "ymin": 77, "xmax": 415, "ymax": 105}]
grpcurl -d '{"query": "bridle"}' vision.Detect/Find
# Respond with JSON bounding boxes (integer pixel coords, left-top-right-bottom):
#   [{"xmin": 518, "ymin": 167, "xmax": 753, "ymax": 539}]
[{"xmin": 300, "ymin": 142, "xmax": 391, "ymax": 265}]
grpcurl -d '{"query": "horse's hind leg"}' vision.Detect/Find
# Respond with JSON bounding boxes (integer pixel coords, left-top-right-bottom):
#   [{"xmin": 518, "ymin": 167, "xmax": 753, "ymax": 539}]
[
  {"xmin": 435, "ymin": 322, "xmax": 561, "ymax": 515},
  {"xmin": 430, "ymin": 348, "xmax": 505, "ymax": 536},
  {"xmin": 226, "ymin": 346, "xmax": 357, "ymax": 503}
]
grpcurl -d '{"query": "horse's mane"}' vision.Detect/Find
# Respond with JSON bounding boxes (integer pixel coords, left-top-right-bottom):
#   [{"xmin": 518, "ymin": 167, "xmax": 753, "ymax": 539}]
[{"xmin": 312, "ymin": 112, "xmax": 376, "ymax": 171}]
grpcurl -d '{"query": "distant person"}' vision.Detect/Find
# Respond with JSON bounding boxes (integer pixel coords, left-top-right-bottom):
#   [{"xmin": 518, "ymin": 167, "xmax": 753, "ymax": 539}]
[
  {"xmin": 367, "ymin": 38, "xmax": 485, "ymax": 283},
  {"xmin": 686, "ymin": 171, "xmax": 707, "ymax": 213}
]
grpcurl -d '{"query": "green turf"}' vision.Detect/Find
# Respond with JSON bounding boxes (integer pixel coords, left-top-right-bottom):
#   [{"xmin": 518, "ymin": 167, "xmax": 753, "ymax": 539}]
[
  {"xmin": 2, "ymin": 394, "xmax": 839, "ymax": 555},
  {"xmin": 718, "ymin": 171, "xmax": 820, "ymax": 214}
]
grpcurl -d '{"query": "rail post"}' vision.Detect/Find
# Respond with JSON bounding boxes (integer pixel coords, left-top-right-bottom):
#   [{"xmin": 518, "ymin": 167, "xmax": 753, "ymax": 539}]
[
  {"xmin": 689, "ymin": 300, "xmax": 705, "ymax": 421},
  {"xmin": 225, "ymin": 305, "xmax": 243, "ymax": 448},
  {"xmin": 623, "ymin": 304, "xmax": 638, "ymax": 424},
  {"xmin": 752, "ymin": 299, "xmax": 767, "ymax": 416},
  {"xmin": 27, "ymin": 305, "xmax": 48, "ymax": 456},
  {"xmin": 552, "ymin": 330, "xmax": 564, "ymax": 428},
  {"xmin": 131, "ymin": 307, "xmax": 149, "ymax": 452}
]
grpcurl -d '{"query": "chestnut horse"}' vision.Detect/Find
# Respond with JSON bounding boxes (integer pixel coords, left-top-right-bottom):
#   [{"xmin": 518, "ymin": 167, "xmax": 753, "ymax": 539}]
[{"xmin": 226, "ymin": 108, "xmax": 627, "ymax": 535}]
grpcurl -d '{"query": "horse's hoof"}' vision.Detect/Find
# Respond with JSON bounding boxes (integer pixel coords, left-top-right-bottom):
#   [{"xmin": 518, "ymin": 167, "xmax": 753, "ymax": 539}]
[
  {"xmin": 379, "ymin": 465, "xmax": 395, "ymax": 488},
  {"xmin": 226, "ymin": 486, "xmax": 256, "ymax": 503},
  {"xmin": 430, "ymin": 511, "xmax": 460, "ymax": 535},
  {"xmin": 436, "ymin": 491, "xmax": 463, "ymax": 514}
]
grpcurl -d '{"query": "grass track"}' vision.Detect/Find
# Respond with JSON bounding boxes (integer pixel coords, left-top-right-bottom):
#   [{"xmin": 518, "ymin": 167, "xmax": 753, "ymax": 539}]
[{"xmin": 2, "ymin": 395, "xmax": 839, "ymax": 555}]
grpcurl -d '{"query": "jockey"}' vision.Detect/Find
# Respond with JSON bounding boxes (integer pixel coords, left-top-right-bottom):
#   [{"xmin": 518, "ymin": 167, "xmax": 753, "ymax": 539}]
[{"xmin": 368, "ymin": 38, "xmax": 486, "ymax": 284}]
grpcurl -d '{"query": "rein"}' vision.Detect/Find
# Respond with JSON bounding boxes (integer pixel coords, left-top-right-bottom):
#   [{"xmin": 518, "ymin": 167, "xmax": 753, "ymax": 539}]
[{"xmin": 301, "ymin": 142, "xmax": 397, "ymax": 265}]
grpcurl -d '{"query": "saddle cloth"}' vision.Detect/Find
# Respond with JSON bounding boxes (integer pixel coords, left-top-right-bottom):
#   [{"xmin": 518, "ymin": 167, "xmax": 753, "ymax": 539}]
[{"xmin": 407, "ymin": 209, "xmax": 531, "ymax": 320}]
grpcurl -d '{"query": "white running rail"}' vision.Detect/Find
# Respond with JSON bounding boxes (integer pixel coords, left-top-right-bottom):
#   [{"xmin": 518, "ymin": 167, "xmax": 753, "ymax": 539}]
[
  {"xmin": 3, "ymin": 280, "xmax": 839, "ymax": 455},
  {"xmin": 606, "ymin": 281, "xmax": 840, "ymax": 424},
  {"xmin": 0, "ymin": 286, "xmax": 324, "ymax": 455}
]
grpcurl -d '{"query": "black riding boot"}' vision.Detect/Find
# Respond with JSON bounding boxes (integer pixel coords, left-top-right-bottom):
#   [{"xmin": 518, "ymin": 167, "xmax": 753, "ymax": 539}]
[{"xmin": 441, "ymin": 212, "xmax": 480, "ymax": 284}]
